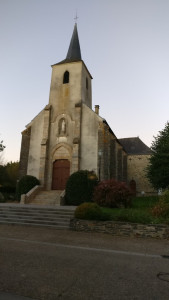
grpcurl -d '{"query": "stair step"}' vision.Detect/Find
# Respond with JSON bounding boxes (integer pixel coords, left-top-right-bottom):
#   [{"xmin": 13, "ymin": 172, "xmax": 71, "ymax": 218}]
[
  {"xmin": 29, "ymin": 190, "xmax": 63, "ymax": 206},
  {"xmin": 0, "ymin": 207, "xmax": 74, "ymax": 212},
  {"xmin": 0, "ymin": 204, "xmax": 75, "ymax": 229},
  {"xmin": 0, "ymin": 217, "xmax": 70, "ymax": 225},
  {"xmin": 0, "ymin": 215, "xmax": 71, "ymax": 222},
  {"xmin": 0, "ymin": 211, "xmax": 73, "ymax": 217},
  {"xmin": 0, "ymin": 210, "xmax": 73, "ymax": 215},
  {"xmin": 0, "ymin": 220, "xmax": 69, "ymax": 229}
]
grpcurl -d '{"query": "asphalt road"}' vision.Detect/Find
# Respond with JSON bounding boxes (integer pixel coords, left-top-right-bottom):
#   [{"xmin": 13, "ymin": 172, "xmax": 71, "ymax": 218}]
[{"xmin": 0, "ymin": 225, "xmax": 169, "ymax": 300}]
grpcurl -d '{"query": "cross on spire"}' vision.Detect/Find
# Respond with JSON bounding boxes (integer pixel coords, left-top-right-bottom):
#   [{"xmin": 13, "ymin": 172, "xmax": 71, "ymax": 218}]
[{"xmin": 74, "ymin": 12, "xmax": 78, "ymax": 23}]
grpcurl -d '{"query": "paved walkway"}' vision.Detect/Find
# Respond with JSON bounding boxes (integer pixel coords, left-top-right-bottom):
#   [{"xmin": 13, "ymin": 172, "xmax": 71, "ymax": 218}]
[
  {"xmin": 0, "ymin": 225, "xmax": 169, "ymax": 299},
  {"xmin": 0, "ymin": 291, "xmax": 37, "ymax": 300}
]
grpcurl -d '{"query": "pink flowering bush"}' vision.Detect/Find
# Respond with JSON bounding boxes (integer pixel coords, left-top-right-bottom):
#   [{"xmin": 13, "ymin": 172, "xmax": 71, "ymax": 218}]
[{"xmin": 93, "ymin": 179, "xmax": 132, "ymax": 208}]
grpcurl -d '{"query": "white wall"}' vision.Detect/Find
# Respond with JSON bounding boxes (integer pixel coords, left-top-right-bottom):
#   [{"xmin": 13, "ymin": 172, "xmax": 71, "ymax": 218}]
[{"xmin": 27, "ymin": 111, "xmax": 44, "ymax": 178}]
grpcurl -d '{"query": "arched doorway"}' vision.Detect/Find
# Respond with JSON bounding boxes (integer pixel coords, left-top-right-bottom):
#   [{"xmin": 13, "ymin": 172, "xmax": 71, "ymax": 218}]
[
  {"xmin": 129, "ymin": 179, "xmax": 136, "ymax": 196},
  {"xmin": 52, "ymin": 159, "xmax": 70, "ymax": 190}
]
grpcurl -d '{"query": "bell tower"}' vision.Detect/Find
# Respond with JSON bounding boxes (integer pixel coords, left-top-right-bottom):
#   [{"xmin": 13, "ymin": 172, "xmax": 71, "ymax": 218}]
[
  {"xmin": 45, "ymin": 23, "xmax": 93, "ymax": 189},
  {"xmin": 48, "ymin": 23, "xmax": 92, "ymax": 118}
]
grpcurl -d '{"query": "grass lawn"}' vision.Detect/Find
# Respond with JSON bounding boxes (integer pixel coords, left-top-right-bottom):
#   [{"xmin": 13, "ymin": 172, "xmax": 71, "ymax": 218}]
[{"xmin": 100, "ymin": 196, "xmax": 168, "ymax": 225}]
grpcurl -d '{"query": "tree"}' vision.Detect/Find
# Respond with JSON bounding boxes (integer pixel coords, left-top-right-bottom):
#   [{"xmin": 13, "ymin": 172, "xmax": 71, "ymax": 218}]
[
  {"xmin": 146, "ymin": 122, "xmax": 169, "ymax": 189},
  {"xmin": 0, "ymin": 140, "xmax": 5, "ymax": 165},
  {"xmin": 0, "ymin": 161, "xmax": 19, "ymax": 187},
  {"xmin": 0, "ymin": 140, "xmax": 5, "ymax": 152}
]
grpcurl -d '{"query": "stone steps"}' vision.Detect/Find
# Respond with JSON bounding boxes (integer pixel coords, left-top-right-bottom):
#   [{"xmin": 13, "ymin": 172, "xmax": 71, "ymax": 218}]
[
  {"xmin": 0, "ymin": 204, "xmax": 75, "ymax": 229},
  {"xmin": 29, "ymin": 190, "xmax": 63, "ymax": 205}
]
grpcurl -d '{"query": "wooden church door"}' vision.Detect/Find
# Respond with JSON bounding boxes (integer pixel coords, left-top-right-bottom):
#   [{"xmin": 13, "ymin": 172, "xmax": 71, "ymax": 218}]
[{"xmin": 52, "ymin": 160, "xmax": 70, "ymax": 190}]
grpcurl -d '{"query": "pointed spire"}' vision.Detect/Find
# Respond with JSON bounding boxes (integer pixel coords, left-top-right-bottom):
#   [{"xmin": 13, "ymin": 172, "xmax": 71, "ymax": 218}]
[{"xmin": 66, "ymin": 23, "xmax": 82, "ymax": 61}]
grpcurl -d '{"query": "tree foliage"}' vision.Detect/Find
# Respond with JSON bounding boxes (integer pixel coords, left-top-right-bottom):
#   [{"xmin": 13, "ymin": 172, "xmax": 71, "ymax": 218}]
[
  {"xmin": 0, "ymin": 161, "xmax": 19, "ymax": 187},
  {"xmin": 0, "ymin": 140, "xmax": 5, "ymax": 152},
  {"xmin": 146, "ymin": 122, "xmax": 169, "ymax": 189}
]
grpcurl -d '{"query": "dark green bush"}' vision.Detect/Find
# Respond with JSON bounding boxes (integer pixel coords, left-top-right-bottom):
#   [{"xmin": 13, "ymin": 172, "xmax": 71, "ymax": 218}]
[
  {"xmin": 0, "ymin": 192, "xmax": 5, "ymax": 203},
  {"xmin": 93, "ymin": 179, "xmax": 132, "ymax": 208},
  {"xmin": 65, "ymin": 170, "xmax": 98, "ymax": 205},
  {"xmin": 0, "ymin": 186, "xmax": 16, "ymax": 193},
  {"xmin": 0, "ymin": 186, "xmax": 16, "ymax": 202},
  {"xmin": 16, "ymin": 175, "xmax": 40, "ymax": 201},
  {"xmin": 75, "ymin": 202, "xmax": 110, "ymax": 220}
]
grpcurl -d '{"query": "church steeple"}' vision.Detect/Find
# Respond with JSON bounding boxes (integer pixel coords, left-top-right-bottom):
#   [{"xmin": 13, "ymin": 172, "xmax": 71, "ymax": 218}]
[{"xmin": 66, "ymin": 23, "xmax": 81, "ymax": 61}]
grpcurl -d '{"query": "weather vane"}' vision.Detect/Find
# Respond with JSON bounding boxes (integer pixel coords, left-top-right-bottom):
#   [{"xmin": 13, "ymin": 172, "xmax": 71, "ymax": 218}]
[{"xmin": 74, "ymin": 11, "xmax": 78, "ymax": 22}]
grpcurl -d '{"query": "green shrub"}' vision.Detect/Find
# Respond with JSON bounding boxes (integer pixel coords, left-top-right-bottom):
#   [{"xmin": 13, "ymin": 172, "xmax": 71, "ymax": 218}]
[
  {"xmin": 151, "ymin": 201, "xmax": 169, "ymax": 218},
  {"xmin": 65, "ymin": 170, "xmax": 98, "ymax": 205},
  {"xmin": 160, "ymin": 190, "xmax": 169, "ymax": 204},
  {"xmin": 0, "ymin": 192, "xmax": 5, "ymax": 203},
  {"xmin": 0, "ymin": 186, "xmax": 17, "ymax": 202},
  {"xmin": 93, "ymin": 179, "xmax": 132, "ymax": 208},
  {"xmin": 75, "ymin": 202, "xmax": 110, "ymax": 220},
  {"xmin": 151, "ymin": 190, "xmax": 169, "ymax": 218},
  {"xmin": 0, "ymin": 186, "xmax": 16, "ymax": 193},
  {"xmin": 16, "ymin": 175, "xmax": 40, "ymax": 201}
]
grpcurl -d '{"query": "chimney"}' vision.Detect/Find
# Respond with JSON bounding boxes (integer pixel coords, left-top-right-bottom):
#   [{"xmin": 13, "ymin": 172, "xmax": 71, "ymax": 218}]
[{"xmin": 95, "ymin": 105, "xmax": 100, "ymax": 115}]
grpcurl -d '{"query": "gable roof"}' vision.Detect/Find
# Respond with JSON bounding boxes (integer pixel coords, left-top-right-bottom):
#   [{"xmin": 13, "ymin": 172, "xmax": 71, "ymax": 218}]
[{"xmin": 119, "ymin": 137, "xmax": 152, "ymax": 155}]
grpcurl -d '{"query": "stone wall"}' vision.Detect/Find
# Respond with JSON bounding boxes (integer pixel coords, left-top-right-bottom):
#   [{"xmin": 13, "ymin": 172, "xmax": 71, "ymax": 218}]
[
  {"xmin": 19, "ymin": 128, "xmax": 31, "ymax": 179},
  {"xmin": 117, "ymin": 147, "xmax": 122, "ymax": 181},
  {"xmin": 98, "ymin": 122, "xmax": 127, "ymax": 182},
  {"xmin": 80, "ymin": 104, "xmax": 100, "ymax": 174},
  {"xmin": 70, "ymin": 219, "xmax": 169, "ymax": 239},
  {"xmin": 26, "ymin": 110, "xmax": 44, "ymax": 179},
  {"xmin": 109, "ymin": 139, "xmax": 116, "ymax": 179}
]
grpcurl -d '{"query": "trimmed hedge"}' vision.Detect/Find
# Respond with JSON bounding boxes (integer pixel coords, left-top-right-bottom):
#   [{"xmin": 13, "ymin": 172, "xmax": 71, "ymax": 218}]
[
  {"xmin": 65, "ymin": 170, "xmax": 98, "ymax": 205},
  {"xmin": 75, "ymin": 202, "xmax": 111, "ymax": 221},
  {"xmin": 16, "ymin": 175, "xmax": 40, "ymax": 201}
]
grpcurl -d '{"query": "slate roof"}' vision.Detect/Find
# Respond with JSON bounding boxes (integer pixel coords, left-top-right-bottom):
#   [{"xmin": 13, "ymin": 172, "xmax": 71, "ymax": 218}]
[
  {"xmin": 52, "ymin": 23, "xmax": 93, "ymax": 78},
  {"xmin": 119, "ymin": 137, "xmax": 152, "ymax": 155},
  {"xmin": 53, "ymin": 23, "xmax": 82, "ymax": 66},
  {"xmin": 66, "ymin": 23, "xmax": 81, "ymax": 61}
]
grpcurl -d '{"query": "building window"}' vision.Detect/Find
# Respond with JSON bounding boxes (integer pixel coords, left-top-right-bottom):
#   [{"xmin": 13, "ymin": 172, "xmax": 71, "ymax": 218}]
[
  {"xmin": 63, "ymin": 71, "xmax": 69, "ymax": 84},
  {"xmin": 86, "ymin": 77, "xmax": 88, "ymax": 89}
]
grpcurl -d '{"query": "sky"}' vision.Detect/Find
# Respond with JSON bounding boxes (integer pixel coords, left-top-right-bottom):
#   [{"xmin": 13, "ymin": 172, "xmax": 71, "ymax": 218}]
[{"xmin": 1, "ymin": 0, "xmax": 169, "ymax": 163}]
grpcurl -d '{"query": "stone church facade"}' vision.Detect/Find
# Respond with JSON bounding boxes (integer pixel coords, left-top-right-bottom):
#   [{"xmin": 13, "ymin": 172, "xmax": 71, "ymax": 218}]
[{"xmin": 19, "ymin": 23, "xmax": 154, "ymax": 196}]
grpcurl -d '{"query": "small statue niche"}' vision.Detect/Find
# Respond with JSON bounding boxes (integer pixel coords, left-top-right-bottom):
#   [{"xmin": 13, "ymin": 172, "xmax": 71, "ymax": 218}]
[{"xmin": 59, "ymin": 118, "xmax": 67, "ymax": 136}]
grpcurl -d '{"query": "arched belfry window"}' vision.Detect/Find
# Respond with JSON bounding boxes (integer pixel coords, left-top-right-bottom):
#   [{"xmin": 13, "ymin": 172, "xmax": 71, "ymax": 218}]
[{"xmin": 63, "ymin": 71, "xmax": 69, "ymax": 84}]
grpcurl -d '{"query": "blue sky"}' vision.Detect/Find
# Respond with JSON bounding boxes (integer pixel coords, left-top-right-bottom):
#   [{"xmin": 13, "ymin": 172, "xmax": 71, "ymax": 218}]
[{"xmin": 1, "ymin": 0, "xmax": 169, "ymax": 162}]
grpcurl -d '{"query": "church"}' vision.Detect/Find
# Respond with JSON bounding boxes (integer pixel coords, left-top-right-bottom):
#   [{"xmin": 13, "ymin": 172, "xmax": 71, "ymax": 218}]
[{"xmin": 19, "ymin": 23, "xmax": 154, "ymax": 197}]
